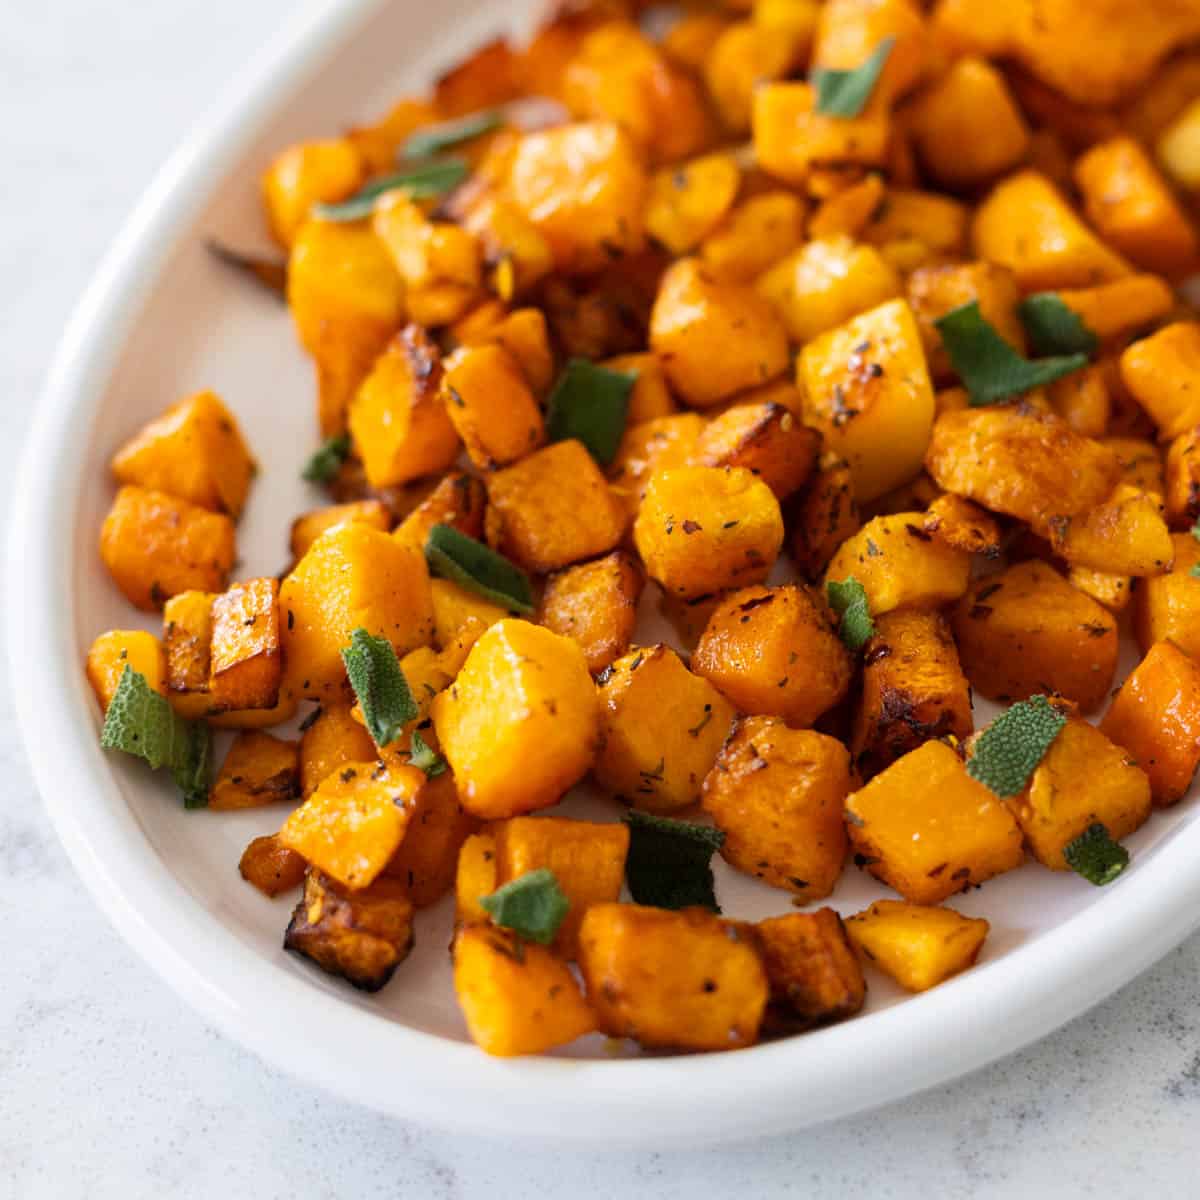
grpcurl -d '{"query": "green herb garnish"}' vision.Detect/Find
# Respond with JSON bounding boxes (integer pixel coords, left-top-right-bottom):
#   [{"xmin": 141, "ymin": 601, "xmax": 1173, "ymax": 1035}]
[
  {"xmin": 479, "ymin": 868, "xmax": 570, "ymax": 944},
  {"xmin": 545, "ymin": 359, "xmax": 637, "ymax": 466},
  {"xmin": 967, "ymin": 695, "xmax": 1067, "ymax": 798},
  {"xmin": 811, "ymin": 37, "xmax": 895, "ymax": 117},
  {"xmin": 100, "ymin": 666, "xmax": 211, "ymax": 808},
  {"xmin": 409, "ymin": 729, "xmax": 447, "ymax": 778},
  {"xmin": 826, "ymin": 577, "xmax": 875, "ymax": 652},
  {"xmin": 424, "ymin": 524, "xmax": 535, "ymax": 615},
  {"xmin": 934, "ymin": 301, "xmax": 1089, "ymax": 406},
  {"xmin": 312, "ymin": 159, "xmax": 470, "ymax": 221},
  {"xmin": 204, "ymin": 240, "xmax": 287, "ymax": 301},
  {"xmin": 402, "ymin": 110, "xmax": 503, "ymax": 159},
  {"xmin": 623, "ymin": 810, "xmax": 725, "ymax": 913},
  {"xmin": 341, "ymin": 628, "xmax": 418, "ymax": 748},
  {"xmin": 301, "ymin": 433, "xmax": 352, "ymax": 483},
  {"xmin": 1019, "ymin": 294, "xmax": 1099, "ymax": 357},
  {"xmin": 1063, "ymin": 822, "xmax": 1130, "ymax": 886}
]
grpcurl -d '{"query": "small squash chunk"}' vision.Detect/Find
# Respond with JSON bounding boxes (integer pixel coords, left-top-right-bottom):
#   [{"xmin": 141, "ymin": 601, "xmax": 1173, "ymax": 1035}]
[
  {"xmin": 693, "ymin": 585, "xmax": 853, "ymax": 726},
  {"xmin": 594, "ymin": 645, "xmax": 736, "ymax": 813},
  {"xmin": 649, "ymin": 258, "xmax": 789, "ymax": 408},
  {"xmin": 972, "ymin": 170, "xmax": 1131, "ymax": 291},
  {"xmin": 603, "ymin": 352, "xmax": 675, "ymax": 424},
  {"xmin": 1049, "ymin": 484, "xmax": 1174, "ymax": 576},
  {"xmin": 392, "ymin": 472, "xmax": 487, "ymax": 555},
  {"xmin": 261, "ymin": 139, "xmax": 364, "ymax": 249},
  {"xmin": 789, "ymin": 455, "xmax": 860, "ymax": 579},
  {"xmin": 952, "ymin": 561, "xmax": 1118, "ymax": 712},
  {"xmin": 1075, "ymin": 136, "xmax": 1198, "ymax": 278},
  {"xmin": 290, "ymin": 500, "xmax": 391, "ymax": 561},
  {"xmin": 161, "ymin": 591, "xmax": 214, "ymax": 719},
  {"xmin": 907, "ymin": 58, "xmax": 1028, "ymax": 189},
  {"xmin": 1008, "ymin": 718, "xmax": 1151, "ymax": 869},
  {"xmin": 808, "ymin": 173, "xmax": 885, "ymax": 241},
  {"xmin": 487, "ymin": 440, "xmax": 625, "ymax": 574},
  {"xmin": 99, "ymin": 486, "xmax": 235, "ymax": 611},
  {"xmin": 454, "ymin": 925, "xmax": 596, "ymax": 1057},
  {"xmin": 382, "ymin": 772, "xmax": 479, "ymax": 907},
  {"xmin": 1133, "ymin": 532, "xmax": 1200, "ymax": 659},
  {"xmin": 348, "ymin": 325, "xmax": 459, "ymax": 489},
  {"xmin": 281, "ymin": 522, "xmax": 433, "ymax": 701},
  {"xmin": 922, "ymin": 493, "xmax": 1001, "ymax": 558},
  {"xmin": 455, "ymin": 830, "xmax": 497, "ymax": 927},
  {"xmin": 86, "ymin": 630, "xmax": 166, "ymax": 712},
  {"xmin": 279, "ymin": 759, "xmax": 423, "ymax": 890},
  {"xmin": 1159, "ymin": 98, "xmax": 1200, "ymax": 193},
  {"xmin": 1055, "ymin": 277, "xmax": 1174, "ymax": 346},
  {"xmin": 431, "ymin": 578, "xmax": 511, "ymax": 648},
  {"xmin": 701, "ymin": 192, "xmax": 805, "ymax": 283},
  {"xmin": 799, "ymin": 299, "xmax": 935, "ymax": 504},
  {"xmin": 210, "ymin": 731, "xmax": 300, "ymax": 811},
  {"xmin": 453, "ymin": 304, "xmax": 555, "ymax": 397},
  {"xmin": 284, "ymin": 870, "xmax": 414, "ymax": 992},
  {"xmin": 208, "ymin": 578, "xmax": 281, "ymax": 713},
  {"xmin": 460, "ymin": 196, "xmax": 555, "ymax": 300},
  {"xmin": 693, "ymin": 401, "xmax": 820, "ymax": 501},
  {"xmin": 432, "ymin": 620, "xmax": 600, "ymax": 820},
  {"xmin": 845, "ymin": 740, "xmax": 1025, "ymax": 904},
  {"xmin": 645, "ymin": 154, "xmax": 741, "ymax": 256},
  {"xmin": 239, "ymin": 834, "xmax": 307, "ymax": 898},
  {"xmin": 578, "ymin": 904, "xmax": 768, "ymax": 1052},
  {"xmin": 925, "ymin": 407, "xmax": 1122, "ymax": 539},
  {"xmin": 507, "ymin": 122, "xmax": 646, "ymax": 274},
  {"xmin": 812, "ymin": 0, "xmax": 928, "ymax": 106},
  {"xmin": 608, "ymin": 413, "xmax": 706, "ymax": 520},
  {"xmin": 1102, "ymin": 641, "xmax": 1200, "ymax": 807},
  {"xmin": 1048, "ymin": 365, "xmax": 1111, "ymax": 438},
  {"xmin": 1120, "ymin": 323, "xmax": 1200, "ymax": 442},
  {"xmin": 633, "ymin": 467, "xmax": 784, "ymax": 599},
  {"xmin": 298, "ymin": 703, "xmax": 377, "ymax": 798},
  {"xmin": 846, "ymin": 900, "xmax": 988, "ymax": 993},
  {"xmin": 110, "ymin": 391, "xmax": 256, "ymax": 518},
  {"xmin": 702, "ymin": 717, "xmax": 849, "ymax": 901},
  {"xmin": 755, "ymin": 909, "xmax": 865, "ymax": 1032},
  {"xmin": 1068, "ymin": 566, "xmax": 1132, "ymax": 613},
  {"xmin": 435, "ymin": 36, "xmax": 519, "ymax": 116},
  {"xmin": 860, "ymin": 190, "xmax": 969, "ymax": 273},
  {"xmin": 491, "ymin": 817, "xmax": 629, "ymax": 957},
  {"xmin": 1166, "ymin": 427, "xmax": 1200, "ymax": 530},
  {"xmin": 852, "ymin": 611, "xmax": 972, "ymax": 781},
  {"xmin": 704, "ymin": 20, "xmax": 804, "ymax": 135},
  {"xmin": 1104, "ymin": 435, "xmax": 1165, "ymax": 496},
  {"xmin": 539, "ymin": 551, "xmax": 643, "ymax": 674},
  {"xmin": 824, "ymin": 513, "xmax": 970, "ymax": 616}
]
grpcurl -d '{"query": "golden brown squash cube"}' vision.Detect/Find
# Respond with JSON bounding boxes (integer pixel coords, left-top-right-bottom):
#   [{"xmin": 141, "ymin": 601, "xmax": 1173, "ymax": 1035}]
[
  {"xmin": 799, "ymin": 299, "xmax": 936, "ymax": 504},
  {"xmin": 704, "ymin": 20, "xmax": 805, "ymax": 135},
  {"xmin": 952, "ymin": 561, "xmax": 1118, "ymax": 712},
  {"xmin": 86, "ymin": 629, "xmax": 166, "ymax": 713},
  {"xmin": 693, "ymin": 401, "xmax": 820, "ymax": 501},
  {"xmin": 210, "ymin": 731, "xmax": 300, "ymax": 811},
  {"xmin": 455, "ymin": 831, "xmax": 497, "ymax": 927},
  {"xmin": 1165, "ymin": 427, "xmax": 1200, "ymax": 529},
  {"xmin": 602, "ymin": 352, "xmax": 676, "ymax": 424},
  {"xmin": 812, "ymin": 0, "xmax": 928, "ymax": 106},
  {"xmin": 755, "ymin": 908, "xmax": 866, "ymax": 1032},
  {"xmin": 1159, "ymin": 98, "xmax": 1200, "ymax": 194},
  {"xmin": 1067, "ymin": 565, "xmax": 1132, "ymax": 613},
  {"xmin": 487, "ymin": 441, "xmax": 625, "ymax": 574},
  {"xmin": 391, "ymin": 471, "xmax": 487, "ymax": 555},
  {"xmin": 451, "ymin": 304, "xmax": 555, "ymax": 396},
  {"xmin": 538, "ymin": 551, "xmax": 644, "ymax": 674},
  {"xmin": 289, "ymin": 500, "xmax": 392, "ymax": 561},
  {"xmin": 100, "ymin": 486, "xmax": 236, "ymax": 612},
  {"xmin": 279, "ymin": 759, "xmax": 424, "ymax": 891},
  {"xmin": 1049, "ymin": 484, "xmax": 1174, "ymax": 576},
  {"xmin": 845, "ymin": 740, "xmax": 1025, "ymax": 904},
  {"xmin": 846, "ymin": 899, "xmax": 989, "ymax": 993},
  {"xmin": 161, "ymin": 590, "xmax": 215, "ymax": 719},
  {"xmin": 1120, "ymin": 322, "xmax": 1200, "ymax": 442},
  {"xmin": 284, "ymin": 870, "xmax": 414, "ymax": 992},
  {"xmin": 430, "ymin": 579, "xmax": 511, "ymax": 649},
  {"xmin": 1047, "ymin": 365, "xmax": 1111, "ymax": 438},
  {"xmin": 1055, "ymin": 276, "xmax": 1174, "ymax": 347},
  {"xmin": 208, "ymin": 578, "xmax": 282, "ymax": 713},
  {"xmin": 644, "ymin": 153, "xmax": 741, "ymax": 256},
  {"xmin": 280, "ymin": 522, "xmax": 434, "ymax": 701},
  {"xmin": 1104, "ymin": 435, "xmax": 1165, "ymax": 495},
  {"xmin": 578, "ymin": 903, "xmax": 768, "ymax": 1052},
  {"xmin": 381, "ymin": 772, "xmax": 479, "ymax": 907},
  {"xmin": 432, "ymin": 620, "xmax": 601, "ymax": 820},
  {"xmin": 238, "ymin": 834, "xmax": 307, "ymax": 898},
  {"xmin": 649, "ymin": 258, "xmax": 789, "ymax": 408},
  {"xmin": 594, "ymin": 645, "xmax": 736, "ymax": 814},
  {"xmin": 633, "ymin": 466, "xmax": 784, "ymax": 599},
  {"xmin": 1134, "ymin": 532, "xmax": 1200, "ymax": 658},
  {"xmin": 921, "ymin": 493, "xmax": 1001, "ymax": 558},
  {"xmin": 789, "ymin": 455, "xmax": 860, "ymax": 579},
  {"xmin": 261, "ymin": 138, "xmax": 364, "ymax": 249},
  {"xmin": 693, "ymin": 585, "xmax": 853, "ymax": 725},
  {"xmin": 110, "ymin": 391, "xmax": 256, "ymax": 518},
  {"xmin": 852, "ymin": 610, "xmax": 973, "ymax": 780},
  {"xmin": 453, "ymin": 925, "xmax": 596, "ymax": 1057},
  {"xmin": 702, "ymin": 717, "xmax": 849, "ymax": 900},
  {"xmin": 491, "ymin": 816, "xmax": 629, "ymax": 957},
  {"xmin": 861, "ymin": 189, "xmax": 969, "ymax": 274},
  {"xmin": 701, "ymin": 191, "xmax": 805, "ymax": 284},
  {"xmin": 608, "ymin": 413, "xmax": 706, "ymax": 520},
  {"xmin": 298, "ymin": 703, "xmax": 377, "ymax": 798}
]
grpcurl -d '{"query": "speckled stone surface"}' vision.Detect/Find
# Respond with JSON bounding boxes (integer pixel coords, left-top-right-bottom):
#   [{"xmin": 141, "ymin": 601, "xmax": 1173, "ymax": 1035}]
[{"xmin": 4, "ymin": 4, "xmax": 1200, "ymax": 1196}]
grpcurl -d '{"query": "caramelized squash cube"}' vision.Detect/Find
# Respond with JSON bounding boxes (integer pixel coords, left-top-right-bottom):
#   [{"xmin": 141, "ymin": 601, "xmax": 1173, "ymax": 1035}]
[
  {"xmin": 455, "ymin": 830, "xmax": 497, "ymax": 927},
  {"xmin": 238, "ymin": 834, "xmax": 307, "ymax": 898},
  {"xmin": 430, "ymin": 578, "xmax": 512, "ymax": 649},
  {"xmin": 539, "ymin": 551, "xmax": 643, "ymax": 673},
  {"xmin": 86, "ymin": 630, "xmax": 166, "ymax": 712},
  {"xmin": 1165, "ymin": 427, "xmax": 1200, "ymax": 529},
  {"xmin": 608, "ymin": 413, "xmax": 705, "ymax": 520},
  {"xmin": 922, "ymin": 493, "xmax": 1002, "ymax": 557},
  {"xmin": 382, "ymin": 772, "xmax": 479, "ymax": 907},
  {"xmin": 298, "ymin": 703, "xmax": 377, "ymax": 798},
  {"xmin": 812, "ymin": 0, "xmax": 929, "ymax": 107},
  {"xmin": 1120, "ymin": 322, "xmax": 1200, "ymax": 442},
  {"xmin": 1133, "ymin": 532, "xmax": 1200, "ymax": 659},
  {"xmin": 289, "ymin": 500, "xmax": 391, "ymax": 561},
  {"xmin": 693, "ymin": 401, "xmax": 820, "ymax": 500},
  {"xmin": 210, "ymin": 731, "xmax": 300, "ymax": 810},
  {"xmin": 602, "ymin": 353, "xmax": 676, "ymax": 424},
  {"xmin": 705, "ymin": 20, "xmax": 803, "ymax": 134},
  {"xmin": 208, "ymin": 578, "xmax": 282, "ymax": 712},
  {"xmin": 1055, "ymin": 276, "xmax": 1174, "ymax": 345},
  {"xmin": 789, "ymin": 455, "xmax": 860, "ymax": 579},
  {"xmin": 644, "ymin": 153, "xmax": 741, "ymax": 256},
  {"xmin": 1050, "ymin": 484, "xmax": 1174, "ymax": 576},
  {"xmin": 262, "ymin": 138, "xmax": 364, "ymax": 249},
  {"xmin": 161, "ymin": 590, "xmax": 215, "ymax": 719},
  {"xmin": 701, "ymin": 192, "xmax": 805, "ymax": 284},
  {"xmin": 391, "ymin": 472, "xmax": 486, "ymax": 555}
]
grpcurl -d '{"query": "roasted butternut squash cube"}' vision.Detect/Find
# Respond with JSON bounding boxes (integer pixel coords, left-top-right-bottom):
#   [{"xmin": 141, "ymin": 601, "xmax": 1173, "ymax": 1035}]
[
  {"xmin": 693, "ymin": 400, "xmax": 820, "ymax": 501},
  {"xmin": 432, "ymin": 620, "xmax": 600, "ymax": 820},
  {"xmin": 755, "ymin": 908, "xmax": 865, "ymax": 1032},
  {"xmin": 952, "ymin": 561, "xmax": 1119, "ymax": 712},
  {"xmin": 656, "ymin": 592, "xmax": 725, "ymax": 652},
  {"xmin": 812, "ymin": 0, "xmax": 928, "ymax": 106},
  {"xmin": 594, "ymin": 645, "xmax": 736, "ymax": 813},
  {"xmin": 110, "ymin": 391, "xmax": 256, "ymax": 518},
  {"xmin": 279, "ymin": 758, "xmax": 423, "ymax": 890},
  {"xmin": 99, "ymin": 486, "xmax": 235, "ymax": 611},
  {"xmin": 693, "ymin": 585, "xmax": 853, "ymax": 725},
  {"xmin": 578, "ymin": 904, "xmax": 768, "ymax": 1051},
  {"xmin": 1159, "ymin": 98, "xmax": 1200, "ymax": 193},
  {"xmin": 209, "ymin": 731, "xmax": 299, "ymax": 811},
  {"xmin": 161, "ymin": 590, "xmax": 214, "ymax": 719},
  {"xmin": 789, "ymin": 455, "xmax": 860, "ymax": 579},
  {"xmin": 539, "ymin": 551, "xmax": 643, "ymax": 674},
  {"xmin": 1165, "ymin": 427, "xmax": 1200, "ymax": 529},
  {"xmin": 799, "ymin": 299, "xmax": 935, "ymax": 503},
  {"xmin": 460, "ymin": 196, "xmax": 556, "ymax": 300},
  {"xmin": 702, "ymin": 717, "xmax": 849, "ymax": 900},
  {"xmin": 1068, "ymin": 566, "xmax": 1132, "ymax": 613},
  {"xmin": 701, "ymin": 191, "xmax": 805, "ymax": 284},
  {"xmin": 454, "ymin": 925, "xmax": 596, "ymax": 1056},
  {"xmin": 845, "ymin": 740, "xmax": 1025, "ymax": 903},
  {"xmin": 808, "ymin": 173, "xmax": 885, "ymax": 241},
  {"xmin": 281, "ymin": 522, "xmax": 433, "ymax": 701},
  {"xmin": 455, "ymin": 830, "xmax": 497, "ymax": 927},
  {"xmin": 1104, "ymin": 435, "xmax": 1166, "ymax": 495},
  {"xmin": 846, "ymin": 899, "xmax": 988, "ymax": 992},
  {"xmin": 1120, "ymin": 322, "xmax": 1200, "ymax": 442},
  {"xmin": 435, "ymin": 36, "xmax": 520, "ymax": 116},
  {"xmin": 602, "ymin": 353, "xmax": 675, "ymax": 425},
  {"xmin": 1050, "ymin": 484, "xmax": 1173, "ymax": 576},
  {"xmin": 86, "ymin": 630, "xmax": 166, "ymax": 712},
  {"xmin": 704, "ymin": 20, "xmax": 804, "ymax": 134},
  {"xmin": 290, "ymin": 500, "xmax": 391, "ymax": 561},
  {"xmin": 608, "ymin": 413, "xmax": 706, "ymax": 520},
  {"xmin": 1133, "ymin": 532, "xmax": 1200, "ymax": 659},
  {"xmin": 1055, "ymin": 276, "xmax": 1174, "ymax": 345},
  {"xmin": 208, "ymin": 578, "xmax": 282, "ymax": 713},
  {"xmin": 381, "ymin": 772, "xmax": 479, "ymax": 907},
  {"xmin": 1048, "ymin": 365, "xmax": 1111, "ymax": 438},
  {"xmin": 487, "ymin": 441, "xmax": 625, "ymax": 573},
  {"xmin": 860, "ymin": 189, "xmax": 969, "ymax": 273},
  {"xmin": 825, "ymin": 513, "xmax": 970, "ymax": 616},
  {"xmin": 262, "ymin": 139, "xmax": 364, "ymax": 249},
  {"xmin": 430, "ymin": 579, "xmax": 512, "ymax": 650},
  {"xmin": 649, "ymin": 258, "xmax": 789, "ymax": 408},
  {"xmin": 238, "ymin": 834, "xmax": 307, "ymax": 898},
  {"xmin": 645, "ymin": 154, "xmax": 741, "ymax": 256},
  {"xmin": 298, "ymin": 703, "xmax": 377, "ymax": 798},
  {"xmin": 922, "ymin": 493, "xmax": 1001, "ymax": 558},
  {"xmin": 392, "ymin": 472, "xmax": 487, "ymax": 555},
  {"xmin": 284, "ymin": 870, "xmax": 414, "ymax": 992}
]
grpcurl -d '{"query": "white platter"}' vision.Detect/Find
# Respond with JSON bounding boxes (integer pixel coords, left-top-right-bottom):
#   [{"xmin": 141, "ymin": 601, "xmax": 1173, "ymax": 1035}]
[{"xmin": 10, "ymin": 0, "xmax": 1200, "ymax": 1147}]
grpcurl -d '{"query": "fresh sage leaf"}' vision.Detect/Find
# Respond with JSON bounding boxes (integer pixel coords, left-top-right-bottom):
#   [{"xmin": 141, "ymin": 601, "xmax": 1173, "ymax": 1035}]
[
  {"xmin": 1019, "ymin": 293, "xmax": 1099, "ymax": 357},
  {"xmin": 1064, "ymin": 822, "xmax": 1130, "ymax": 886},
  {"xmin": 826, "ymin": 577, "xmax": 875, "ymax": 653},
  {"xmin": 623, "ymin": 810, "xmax": 724, "ymax": 913},
  {"xmin": 402, "ymin": 110, "xmax": 503, "ymax": 159},
  {"xmin": 341, "ymin": 628, "xmax": 418, "ymax": 748},
  {"xmin": 424, "ymin": 524, "xmax": 534, "ymax": 615},
  {"xmin": 312, "ymin": 159, "xmax": 470, "ymax": 221},
  {"xmin": 301, "ymin": 433, "xmax": 352, "ymax": 484},
  {"xmin": 812, "ymin": 37, "xmax": 895, "ymax": 117},
  {"xmin": 545, "ymin": 359, "xmax": 637, "ymax": 466},
  {"xmin": 479, "ymin": 868, "xmax": 570, "ymax": 944}
]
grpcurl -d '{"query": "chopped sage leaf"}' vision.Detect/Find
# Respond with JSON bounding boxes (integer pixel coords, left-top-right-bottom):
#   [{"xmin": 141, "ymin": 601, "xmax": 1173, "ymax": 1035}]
[
  {"xmin": 623, "ymin": 810, "xmax": 724, "ymax": 913},
  {"xmin": 812, "ymin": 37, "xmax": 895, "ymax": 118},
  {"xmin": 1019, "ymin": 293, "xmax": 1099, "ymax": 357},
  {"xmin": 545, "ymin": 358, "xmax": 637, "ymax": 465},
  {"xmin": 301, "ymin": 433, "xmax": 352, "ymax": 484},
  {"xmin": 312, "ymin": 159, "xmax": 470, "ymax": 221},
  {"xmin": 204, "ymin": 240, "xmax": 287, "ymax": 300},
  {"xmin": 826, "ymin": 577, "xmax": 875, "ymax": 652},
  {"xmin": 424, "ymin": 524, "xmax": 535, "ymax": 615},
  {"xmin": 409, "ymin": 729, "xmax": 447, "ymax": 778},
  {"xmin": 341, "ymin": 628, "xmax": 418, "ymax": 748},
  {"xmin": 1064, "ymin": 822, "xmax": 1130, "ymax": 886},
  {"xmin": 967, "ymin": 695, "xmax": 1067, "ymax": 798},
  {"xmin": 479, "ymin": 868, "xmax": 569, "ymax": 944},
  {"xmin": 402, "ymin": 110, "xmax": 503, "ymax": 159}
]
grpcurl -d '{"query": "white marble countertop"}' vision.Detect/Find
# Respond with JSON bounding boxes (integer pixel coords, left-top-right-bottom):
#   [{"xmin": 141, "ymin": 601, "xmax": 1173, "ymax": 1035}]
[{"xmin": 3, "ymin": 3, "xmax": 1200, "ymax": 1196}]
